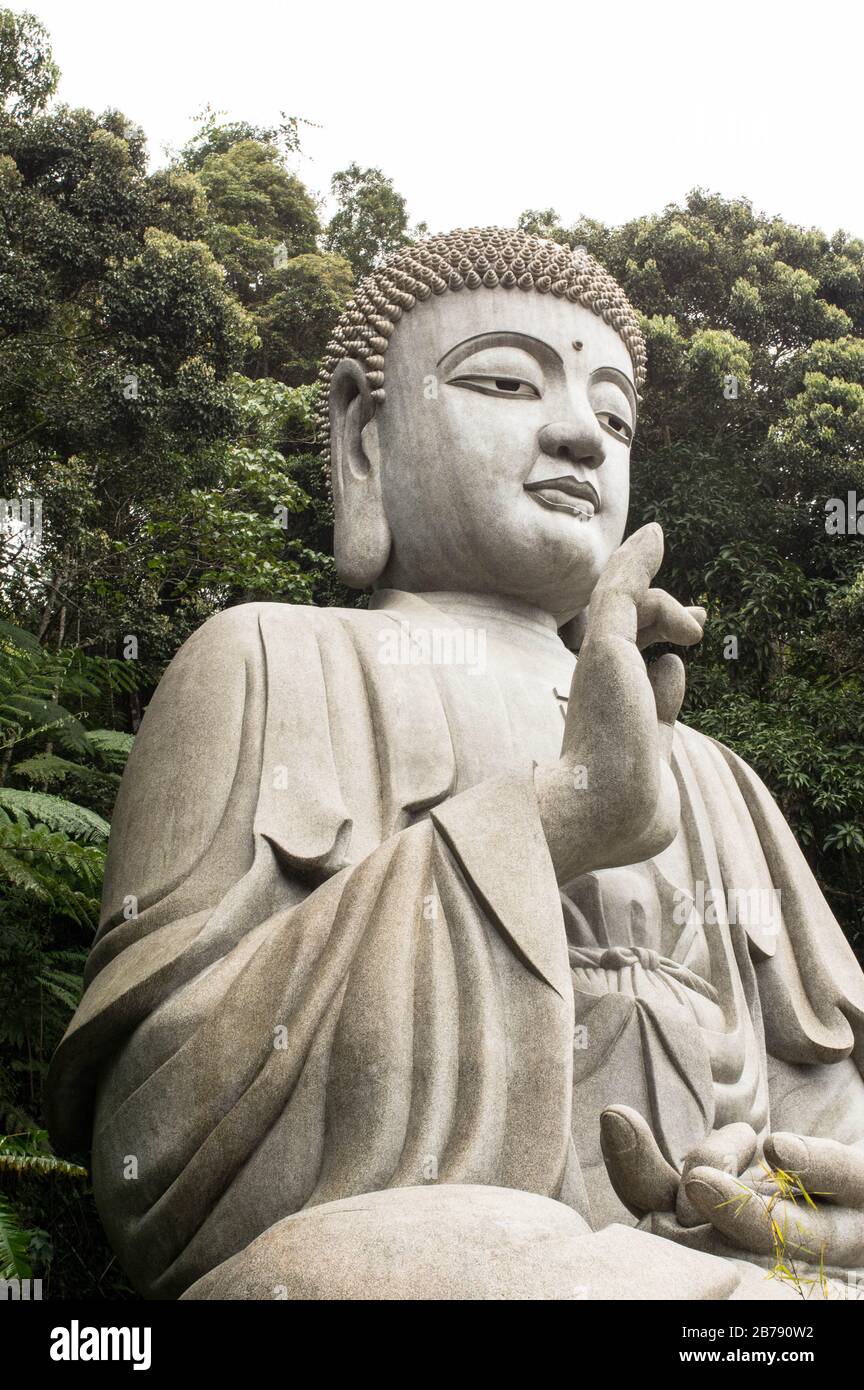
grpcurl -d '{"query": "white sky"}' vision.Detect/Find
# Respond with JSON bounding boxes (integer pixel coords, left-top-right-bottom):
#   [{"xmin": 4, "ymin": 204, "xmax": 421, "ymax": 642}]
[{"xmin": 15, "ymin": 0, "xmax": 864, "ymax": 238}]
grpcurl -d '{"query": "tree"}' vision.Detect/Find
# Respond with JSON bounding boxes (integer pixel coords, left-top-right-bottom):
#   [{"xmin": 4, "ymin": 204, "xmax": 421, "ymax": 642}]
[
  {"xmin": 195, "ymin": 137, "xmax": 320, "ymax": 301},
  {"xmin": 0, "ymin": 8, "xmax": 58, "ymax": 120},
  {"xmin": 325, "ymin": 162, "xmax": 410, "ymax": 279},
  {"xmin": 0, "ymin": 84, "xmax": 260, "ymax": 678},
  {"xmin": 184, "ymin": 123, "xmax": 353, "ymax": 383},
  {"xmin": 250, "ymin": 251, "xmax": 353, "ymax": 383},
  {"xmin": 177, "ymin": 105, "xmax": 307, "ymax": 173}
]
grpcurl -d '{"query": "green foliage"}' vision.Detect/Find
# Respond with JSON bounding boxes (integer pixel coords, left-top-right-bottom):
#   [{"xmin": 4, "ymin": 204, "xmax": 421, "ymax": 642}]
[
  {"xmin": 0, "ymin": 1131, "xmax": 86, "ymax": 1178},
  {"xmin": 0, "ymin": 615, "xmax": 129, "ymax": 1292},
  {"xmin": 249, "ymin": 251, "xmax": 354, "ymax": 383},
  {"xmin": 77, "ymin": 729, "xmax": 135, "ymax": 765},
  {"xmin": 177, "ymin": 105, "xmax": 307, "ymax": 173},
  {"xmin": 0, "ymin": 8, "xmax": 58, "ymax": 119},
  {"xmin": 196, "ymin": 138, "xmax": 320, "ymax": 297},
  {"xmin": 0, "ymin": 1132, "xmax": 114, "ymax": 1293},
  {"xmin": 0, "ymin": 789, "xmax": 109, "ymax": 842},
  {"xmin": 325, "ymin": 162, "xmax": 411, "ymax": 279},
  {"xmin": 183, "ymin": 122, "xmax": 354, "ymax": 386},
  {"xmin": 0, "ymin": 106, "xmax": 253, "ymax": 487},
  {"xmin": 0, "ymin": 72, "xmax": 259, "ymax": 685},
  {"xmin": 0, "ymin": 1191, "xmax": 34, "ymax": 1278},
  {"xmin": 138, "ymin": 374, "xmax": 335, "ymax": 620}
]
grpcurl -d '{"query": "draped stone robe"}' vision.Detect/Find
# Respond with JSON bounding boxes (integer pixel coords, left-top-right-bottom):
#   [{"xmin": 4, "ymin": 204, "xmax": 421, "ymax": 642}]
[{"xmin": 46, "ymin": 591, "xmax": 864, "ymax": 1297}]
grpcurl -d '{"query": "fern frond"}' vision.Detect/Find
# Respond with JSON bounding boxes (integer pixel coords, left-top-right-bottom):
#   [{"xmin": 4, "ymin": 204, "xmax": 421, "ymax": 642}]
[
  {"xmin": 46, "ymin": 948, "xmax": 88, "ymax": 967},
  {"xmin": 0, "ymin": 1152, "xmax": 87, "ymax": 1178},
  {"xmin": 1, "ymin": 697, "xmax": 89, "ymax": 751},
  {"xmin": 84, "ymin": 728, "xmax": 135, "ymax": 763},
  {"xmin": 0, "ymin": 790, "xmax": 109, "ymax": 842},
  {"xmin": 0, "ymin": 619, "xmax": 41, "ymax": 652},
  {"xmin": 0, "ymin": 1195, "xmax": 32, "ymax": 1280},
  {"xmin": 36, "ymin": 969, "xmax": 84, "ymax": 1011},
  {"xmin": 0, "ymin": 1133, "xmax": 88, "ymax": 1183},
  {"xmin": 0, "ymin": 847, "xmax": 52, "ymax": 898},
  {"xmin": 47, "ymin": 886, "xmax": 101, "ymax": 929},
  {"xmin": 0, "ymin": 823, "xmax": 105, "ymax": 882},
  {"xmin": 12, "ymin": 753, "xmax": 101, "ymax": 785}
]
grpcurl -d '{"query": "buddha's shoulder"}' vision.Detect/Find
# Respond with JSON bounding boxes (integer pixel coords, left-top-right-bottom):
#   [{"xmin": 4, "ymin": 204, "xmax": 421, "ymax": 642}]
[
  {"xmin": 181, "ymin": 600, "xmax": 380, "ymax": 660},
  {"xmin": 671, "ymin": 717, "xmax": 753, "ymax": 779},
  {"xmin": 672, "ymin": 719, "xmax": 711, "ymax": 754}
]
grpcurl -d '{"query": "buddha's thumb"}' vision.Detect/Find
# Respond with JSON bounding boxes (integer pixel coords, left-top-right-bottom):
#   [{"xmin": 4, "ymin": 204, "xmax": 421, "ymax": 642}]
[{"xmin": 600, "ymin": 1104, "xmax": 680, "ymax": 1217}]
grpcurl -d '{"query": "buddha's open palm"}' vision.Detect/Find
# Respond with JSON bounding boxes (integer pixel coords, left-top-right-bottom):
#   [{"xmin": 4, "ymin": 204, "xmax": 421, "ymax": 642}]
[{"xmin": 601, "ymin": 1104, "xmax": 864, "ymax": 1273}]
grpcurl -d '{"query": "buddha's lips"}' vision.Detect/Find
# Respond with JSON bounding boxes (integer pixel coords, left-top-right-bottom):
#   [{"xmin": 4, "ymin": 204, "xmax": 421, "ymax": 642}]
[{"xmin": 524, "ymin": 476, "xmax": 600, "ymax": 515}]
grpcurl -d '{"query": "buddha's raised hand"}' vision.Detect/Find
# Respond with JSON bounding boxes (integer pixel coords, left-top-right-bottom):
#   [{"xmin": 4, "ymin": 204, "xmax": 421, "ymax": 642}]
[{"xmin": 535, "ymin": 522, "xmax": 705, "ymax": 885}]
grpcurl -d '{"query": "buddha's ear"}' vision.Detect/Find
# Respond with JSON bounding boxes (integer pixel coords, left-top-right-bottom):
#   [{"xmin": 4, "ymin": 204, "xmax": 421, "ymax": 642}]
[{"xmin": 329, "ymin": 359, "xmax": 392, "ymax": 589}]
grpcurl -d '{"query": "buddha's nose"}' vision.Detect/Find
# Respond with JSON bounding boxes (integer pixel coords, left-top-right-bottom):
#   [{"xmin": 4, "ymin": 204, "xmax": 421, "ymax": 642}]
[{"xmin": 538, "ymin": 418, "xmax": 605, "ymax": 470}]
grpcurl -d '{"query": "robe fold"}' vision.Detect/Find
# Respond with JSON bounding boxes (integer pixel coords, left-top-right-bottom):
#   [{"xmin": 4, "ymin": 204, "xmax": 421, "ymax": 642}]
[{"xmin": 45, "ymin": 593, "xmax": 864, "ymax": 1297}]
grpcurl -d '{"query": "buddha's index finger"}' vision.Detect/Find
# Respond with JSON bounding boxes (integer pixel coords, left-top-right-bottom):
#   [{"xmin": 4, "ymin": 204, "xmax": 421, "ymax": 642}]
[{"xmin": 590, "ymin": 524, "xmax": 665, "ymax": 641}]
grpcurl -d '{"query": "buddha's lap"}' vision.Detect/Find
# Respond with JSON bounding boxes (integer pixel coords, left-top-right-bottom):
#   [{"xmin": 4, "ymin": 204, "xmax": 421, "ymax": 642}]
[{"xmin": 179, "ymin": 1183, "xmax": 794, "ymax": 1301}]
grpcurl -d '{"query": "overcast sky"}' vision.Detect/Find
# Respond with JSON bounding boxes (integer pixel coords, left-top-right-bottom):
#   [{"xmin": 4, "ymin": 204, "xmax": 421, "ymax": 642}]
[{"xmin": 18, "ymin": 0, "xmax": 864, "ymax": 238}]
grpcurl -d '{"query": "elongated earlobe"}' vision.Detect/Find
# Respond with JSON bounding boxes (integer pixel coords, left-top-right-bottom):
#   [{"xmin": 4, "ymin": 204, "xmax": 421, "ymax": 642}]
[{"xmin": 329, "ymin": 360, "xmax": 392, "ymax": 589}]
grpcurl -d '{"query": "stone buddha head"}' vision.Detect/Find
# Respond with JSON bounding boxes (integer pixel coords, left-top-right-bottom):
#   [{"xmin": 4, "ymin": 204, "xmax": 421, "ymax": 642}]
[{"xmin": 321, "ymin": 228, "xmax": 647, "ymax": 626}]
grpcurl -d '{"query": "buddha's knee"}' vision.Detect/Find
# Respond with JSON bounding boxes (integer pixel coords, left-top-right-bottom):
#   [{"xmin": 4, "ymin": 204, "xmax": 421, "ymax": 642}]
[{"xmin": 178, "ymin": 1184, "xmax": 767, "ymax": 1301}]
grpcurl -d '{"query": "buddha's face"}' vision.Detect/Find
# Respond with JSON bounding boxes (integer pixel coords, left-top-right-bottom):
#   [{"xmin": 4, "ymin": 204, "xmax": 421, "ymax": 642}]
[{"xmin": 332, "ymin": 290, "xmax": 637, "ymax": 624}]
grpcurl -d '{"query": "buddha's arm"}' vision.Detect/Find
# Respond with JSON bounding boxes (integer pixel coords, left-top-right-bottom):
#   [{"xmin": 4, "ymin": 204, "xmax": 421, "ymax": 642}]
[
  {"xmin": 703, "ymin": 734, "xmax": 864, "ymax": 1112},
  {"xmin": 535, "ymin": 526, "xmax": 704, "ymax": 884},
  {"xmin": 49, "ymin": 601, "xmax": 583, "ymax": 1298}
]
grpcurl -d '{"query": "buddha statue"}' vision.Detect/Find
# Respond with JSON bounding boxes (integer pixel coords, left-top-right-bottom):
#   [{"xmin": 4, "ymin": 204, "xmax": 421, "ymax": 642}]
[{"xmin": 46, "ymin": 228, "xmax": 864, "ymax": 1301}]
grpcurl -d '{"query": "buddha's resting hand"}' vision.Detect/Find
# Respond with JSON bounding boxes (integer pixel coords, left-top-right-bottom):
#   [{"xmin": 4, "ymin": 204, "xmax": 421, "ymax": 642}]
[
  {"xmin": 535, "ymin": 522, "xmax": 705, "ymax": 884},
  {"xmin": 601, "ymin": 1104, "xmax": 864, "ymax": 1271}
]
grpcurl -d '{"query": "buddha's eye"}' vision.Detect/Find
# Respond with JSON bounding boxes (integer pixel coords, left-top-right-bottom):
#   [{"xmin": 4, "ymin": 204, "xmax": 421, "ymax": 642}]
[
  {"xmin": 448, "ymin": 375, "xmax": 541, "ymax": 400},
  {"xmin": 596, "ymin": 411, "xmax": 633, "ymax": 444}
]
